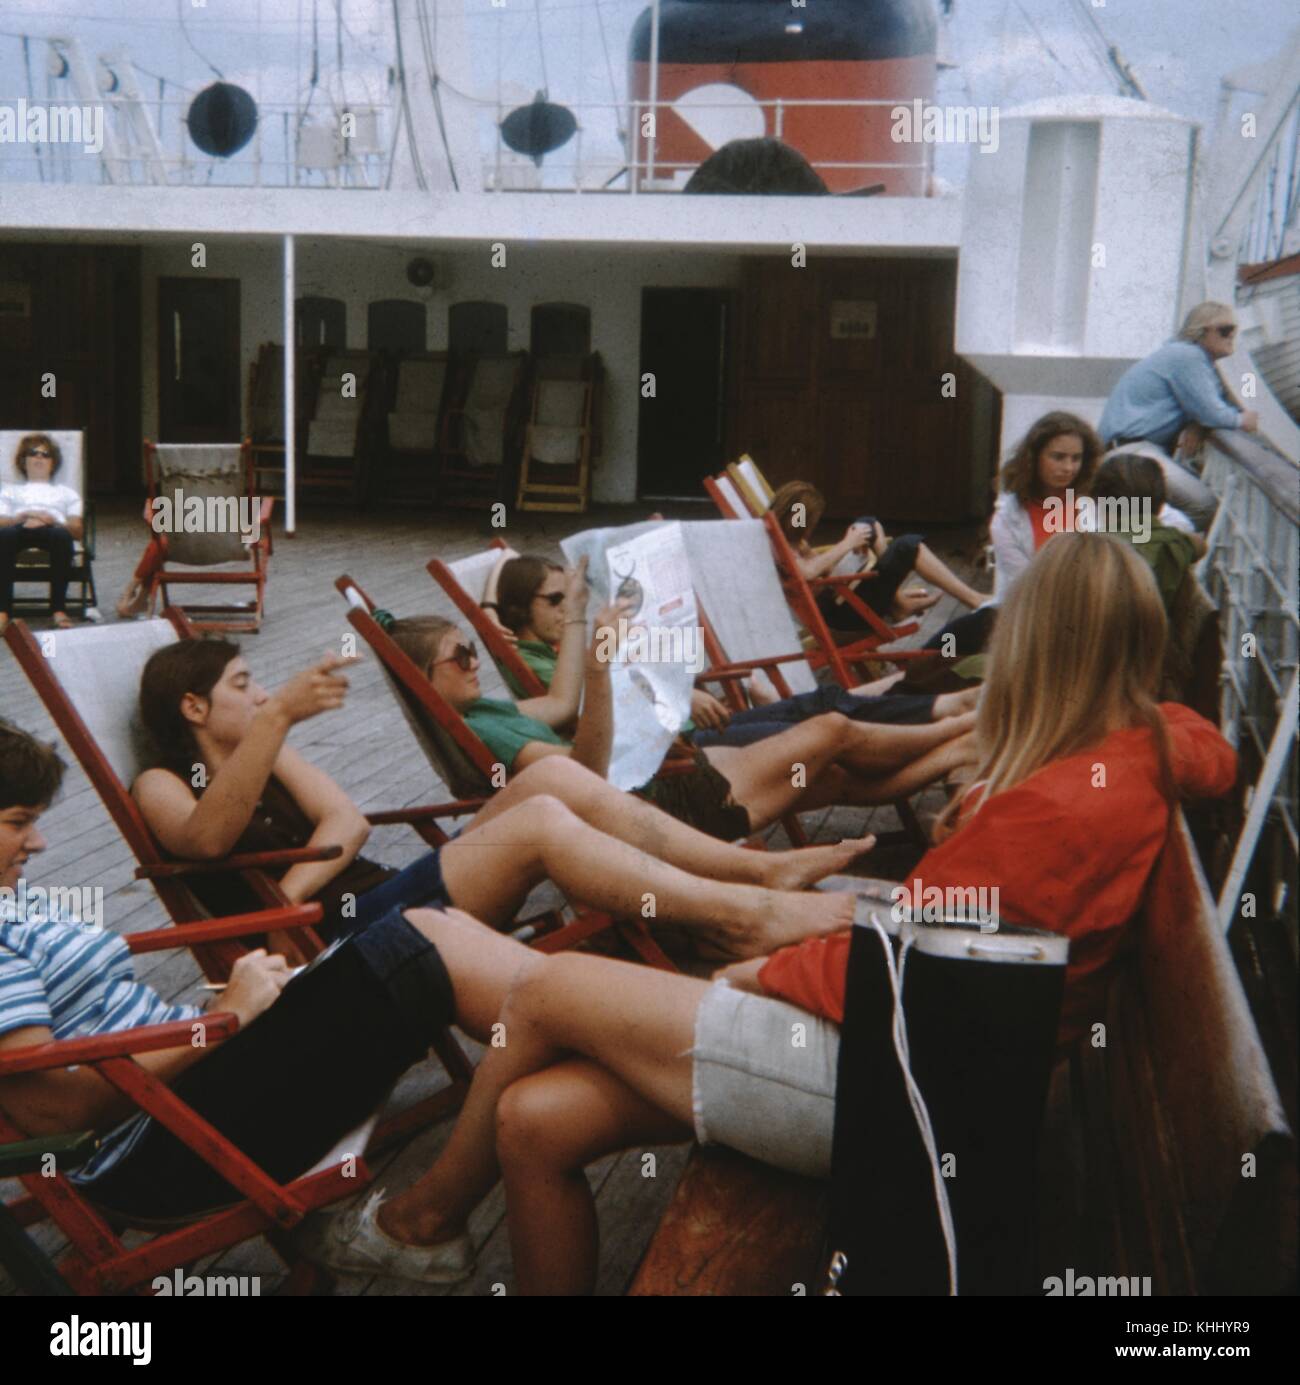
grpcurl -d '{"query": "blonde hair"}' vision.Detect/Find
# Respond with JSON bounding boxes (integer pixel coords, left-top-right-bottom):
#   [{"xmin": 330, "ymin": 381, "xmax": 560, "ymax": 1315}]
[
  {"xmin": 940, "ymin": 533, "xmax": 1175, "ymax": 833},
  {"xmin": 386, "ymin": 614, "xmax": 459, "ymax": 677},
  {"xmin": 1178, "ymin": 301, "xmax": 1235, "ymax": 344}
]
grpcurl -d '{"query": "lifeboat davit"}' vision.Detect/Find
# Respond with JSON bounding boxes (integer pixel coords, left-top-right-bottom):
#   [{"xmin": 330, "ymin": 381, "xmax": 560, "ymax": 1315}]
[{"xmin": 628, "ymin": 0, "xmax": 938, "ymax": 194}]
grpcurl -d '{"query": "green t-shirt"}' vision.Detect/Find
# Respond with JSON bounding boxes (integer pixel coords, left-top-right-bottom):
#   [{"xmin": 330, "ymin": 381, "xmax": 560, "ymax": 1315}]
[
  {"xmin": 464, "ymin": 696, "xmax": 568, "ymax": 770},
  {"xmin": 501, "ymin": 639, "xmax": 558, "ymax": 698}
]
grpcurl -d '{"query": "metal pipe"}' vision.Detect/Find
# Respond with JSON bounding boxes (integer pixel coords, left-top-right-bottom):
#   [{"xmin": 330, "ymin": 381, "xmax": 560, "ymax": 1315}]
[{"xmin": 283, "ymin": 232, "xmax": 296, "ymax": 535}]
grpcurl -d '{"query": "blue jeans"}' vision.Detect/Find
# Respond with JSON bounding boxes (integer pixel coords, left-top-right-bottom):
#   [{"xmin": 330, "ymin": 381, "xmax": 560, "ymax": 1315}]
[
  {"xmin": 344, "ymin": 849, "xmax": 452, "ymax": 937},
  {"xmin": 691, "ymin": 685, "xmax": 936, "ymax": 749}
]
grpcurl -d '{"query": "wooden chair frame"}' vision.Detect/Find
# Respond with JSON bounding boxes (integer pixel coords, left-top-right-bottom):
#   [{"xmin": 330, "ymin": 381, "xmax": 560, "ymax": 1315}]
[
  {"xmin": 142, "ymin": 439, "xmax": 274, "ymax": 634},
  {"xmin": 514, "ymin": 356, "xmax": 600, "ymax": 513},
  {"xmin": 3, "ymin": 613, "xmax": 475, "ymax": 1149},
  {"xmin": 0, "ymin": 427, "xmax": 99, "ymax": 618}
]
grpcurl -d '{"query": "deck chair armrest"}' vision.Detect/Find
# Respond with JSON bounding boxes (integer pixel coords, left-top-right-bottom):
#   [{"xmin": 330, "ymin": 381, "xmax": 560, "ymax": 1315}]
[
  {"xmin": 135, "ymin": 844, "xmax": 344, "ymax": 879},
  {"xmin": 81, "ymin": 501, "xmax": 96, "ymax": 559},
  {"xmin": 125, "ymin": 903, "xmax": 325, "ymax": 955},
  {"xmin": 699, "ymin": 651, "xmax": 810, "ymax": 679},
  {"xmin": 0, "ymin": 1015, "xmax": 239, "ymax": 1077},
  {"xmin": 366, "ymin": 800, "xmax": 488, "ymax": 826},
  {"xmin": 808, "ymin": 571, "xmax": 879, "ymax": 590}
]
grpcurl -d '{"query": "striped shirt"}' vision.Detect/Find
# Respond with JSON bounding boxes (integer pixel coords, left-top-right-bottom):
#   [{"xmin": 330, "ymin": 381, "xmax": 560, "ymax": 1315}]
[{"xmin": 0, "ymin": 888, "xmax": 201, "ymax": 1182}]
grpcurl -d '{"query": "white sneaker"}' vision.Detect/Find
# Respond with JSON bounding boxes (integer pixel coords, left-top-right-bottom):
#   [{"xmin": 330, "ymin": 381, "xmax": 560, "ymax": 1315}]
[{"xmin": 299, "ymin": 1190, "xmax": 475, "ymax": 1286}]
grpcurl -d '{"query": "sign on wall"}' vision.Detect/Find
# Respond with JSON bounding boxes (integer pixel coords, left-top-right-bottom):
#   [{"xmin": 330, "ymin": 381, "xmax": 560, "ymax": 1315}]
[{"xmin": 830, "ymin": 299, "xmax": 877, "ymax": 339}]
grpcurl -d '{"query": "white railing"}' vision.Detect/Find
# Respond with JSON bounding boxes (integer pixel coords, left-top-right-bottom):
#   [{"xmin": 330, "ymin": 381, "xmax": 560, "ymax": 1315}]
[{"xmin": 1198, "ymin": 431, "xmax": 1298, "ymax": 954}]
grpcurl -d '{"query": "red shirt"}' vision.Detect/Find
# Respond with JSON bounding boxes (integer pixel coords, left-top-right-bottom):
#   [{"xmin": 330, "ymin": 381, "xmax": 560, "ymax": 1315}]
[
  {"xmin": 758, "ymin": 704, "xmax": 1236, "ymax": 1047},
  {"xmin": 1026, "ymin": 498, "xmax": 1054, "ymax": 552}
]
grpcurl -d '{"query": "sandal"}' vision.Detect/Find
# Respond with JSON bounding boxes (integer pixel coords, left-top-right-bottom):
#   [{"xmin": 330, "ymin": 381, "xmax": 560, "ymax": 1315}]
[{"xmin": 52, "ymin": 612, "xmax": 75, "ymax": 630}]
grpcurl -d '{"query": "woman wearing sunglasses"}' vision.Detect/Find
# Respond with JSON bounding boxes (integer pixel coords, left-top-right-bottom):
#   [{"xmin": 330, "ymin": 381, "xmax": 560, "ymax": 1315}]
[
  {"xmin": 0, "ymin": 434, "xmax": 83, "ymax": 632},
  {"xmin": 131, "ymin": 636, "xmax": 880, "ymax": 963}
]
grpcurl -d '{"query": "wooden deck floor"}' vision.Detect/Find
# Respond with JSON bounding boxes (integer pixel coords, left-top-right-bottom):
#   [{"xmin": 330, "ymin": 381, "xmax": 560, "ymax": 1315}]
[{"xmin": 0, "ymin": 500, "xmax": 986, "ymax": 1296}]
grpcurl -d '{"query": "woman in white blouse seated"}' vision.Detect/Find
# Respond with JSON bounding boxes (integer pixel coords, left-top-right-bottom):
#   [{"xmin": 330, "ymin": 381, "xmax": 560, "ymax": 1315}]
[{"xmin": 0, "ymin": 433, "xmax": 83, "ymax": 632}]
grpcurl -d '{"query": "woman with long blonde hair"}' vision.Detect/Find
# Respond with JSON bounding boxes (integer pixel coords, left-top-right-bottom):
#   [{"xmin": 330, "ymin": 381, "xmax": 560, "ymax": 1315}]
[{"xmin": 304, "ymin": 532, "xmax": 1236, "ymax": 1292}]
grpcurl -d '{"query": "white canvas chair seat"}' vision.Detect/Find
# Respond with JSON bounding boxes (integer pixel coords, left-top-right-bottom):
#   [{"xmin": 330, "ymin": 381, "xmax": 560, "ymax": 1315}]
[
  {"xmin": 151, "ymin": 445, "xmax": 252, "ymax": 566},
  {"xmin": 306, "ymin": 419, "xmax": 358, "ymax": 458},
  {"xmin": 682, "ymin": 519, "xmax": 819, "ymax": 695},
  {"xmin": 730, "ymin": 455, "xmax": 773, "ymax": 515},
  {"xmin": 459, "ymin": 356, "xmax": 520, "ymax": 469},
  {"xmin": 712, "ymin": 472, "xmax": 751, "ymax": 520},
  {"xmin": 394, "ymin": 359, "xmax": 447, "ymax": 414},
  {"xmin": 40, "ymin": 619, "xmax": 179, "ymax": 788}
]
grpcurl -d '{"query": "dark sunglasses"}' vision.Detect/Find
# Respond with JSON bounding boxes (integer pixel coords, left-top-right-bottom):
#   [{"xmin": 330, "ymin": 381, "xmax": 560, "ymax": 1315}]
[
  {"xmin": 533, "ymin": 590, "xmax": 565, "ymax": 607},
  {"xmin": 1211, "ymin": 325, "xmax": 1236, "ymax": 338},
  {"xmin": 24, "ymin": 447, "xmax": 52, "ymax": 458},
  {"xmin": 431, "ymin": 641, "xmax": 478, "ymax": 672}
]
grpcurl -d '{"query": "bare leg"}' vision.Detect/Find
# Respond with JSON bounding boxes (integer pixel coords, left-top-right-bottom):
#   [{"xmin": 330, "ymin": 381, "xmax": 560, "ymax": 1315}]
[
  {"xmin": 380, "ymin": 950, "xmax": 706, "ymax": 1265},
  {"xmin": 440, "ymin": 793, "xmax": 858, "ymax": 956},
  {"xmin": 793, "ymin": 730, "xmax": 979, "ymax": 811},
  {"xmin": 461, "ymin": 755, "xmax": 872, "ymax": 893},
  {"xmin": 705, "ymin": 711, "xmax": 974, "ymax": 831},
  {"xmin": 914, "ymin": 543, "xmax": 986, "ymax": 609}
]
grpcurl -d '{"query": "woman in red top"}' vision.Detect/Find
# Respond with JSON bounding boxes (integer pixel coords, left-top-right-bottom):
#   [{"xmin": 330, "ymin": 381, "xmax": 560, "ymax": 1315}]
[{"xmin": 305, "ymin": 533, "xmax": 1235, "ymax": 1294}]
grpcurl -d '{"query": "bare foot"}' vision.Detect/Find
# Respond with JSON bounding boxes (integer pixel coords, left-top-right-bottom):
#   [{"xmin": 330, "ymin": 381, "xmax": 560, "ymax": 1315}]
[
  {"xmin": 698, "ymin": 888, "xmax": 857, "ymax": 960},
  {"xmin": 762, "ymin": 834, "xmax": 876, "ymax": 892},
  {"xmin": 932, "ymin": 685, "xmax": 980, "ymax": 719},
  {"xmin": 52, "ymin": 612, "xmax": 75, "ymax": 630},
  {"xmin": 116, "ymin": 582, "xmax": 151, "ymax": 620},
  {"xmin": 849, "ymin": 670, "xmax": 906, "ymax": 697}
]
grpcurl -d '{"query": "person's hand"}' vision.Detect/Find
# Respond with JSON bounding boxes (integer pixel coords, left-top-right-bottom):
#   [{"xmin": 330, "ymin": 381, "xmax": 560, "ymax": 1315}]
[
  {"xmin": 1239, "ymin": 409, "xmax": 1259, "ymax": 433},
  {"xmin": 712, "ymin": 955, "xmax": 768, "ymax": 993},
  {"xmin": 214, "ymin": 948, "xmax": 292, "ymax": 1026},
  {"xmin": 690, "ymin": 688, "xmax": 731, "ymax": 731},
  {"xmin": 269, "ymin": 653, "xmax": 360, "ymax": 726},
  {"xmin": 482, "ymin": 604, "xmax": 518, "ymax": 647},
  {"xmin": 843, "ymin": 522, "xmax": 873, "ymax": 553},
  {"xmin": 562, "ymin": 556, "xmax": 590, "ymax": 619},
  {"xmin": 21, "ymin": 513, "xmax": 53, "ymax": 528}
]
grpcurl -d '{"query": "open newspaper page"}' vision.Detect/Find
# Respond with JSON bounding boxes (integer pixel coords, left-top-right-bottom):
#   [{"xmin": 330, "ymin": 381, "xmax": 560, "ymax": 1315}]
[{"xmin": 560, "ymin": 520, "xmax": 702, "ymax": 791}]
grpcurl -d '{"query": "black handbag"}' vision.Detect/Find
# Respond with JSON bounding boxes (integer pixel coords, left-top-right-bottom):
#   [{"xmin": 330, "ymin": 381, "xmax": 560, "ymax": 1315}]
[{"xmin": 824, "ymin": 907, "xmax": 1068, "ymax": 1296}]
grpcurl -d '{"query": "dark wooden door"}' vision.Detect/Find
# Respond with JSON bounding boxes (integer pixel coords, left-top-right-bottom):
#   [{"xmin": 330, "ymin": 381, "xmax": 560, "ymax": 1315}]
[
  {"xmin": 158, "ymin": 278, "xmax": 241, "ymax": 443},
  {"xmin": 638, "ymin": 288, "xmax": 730, "ymax": 498}
]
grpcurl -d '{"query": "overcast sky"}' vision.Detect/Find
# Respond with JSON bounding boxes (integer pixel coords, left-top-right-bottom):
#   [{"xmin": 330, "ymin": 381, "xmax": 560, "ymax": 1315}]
[{"xmin": 0, "ymin": 0, "xmax": 1294, "ymax": 185}]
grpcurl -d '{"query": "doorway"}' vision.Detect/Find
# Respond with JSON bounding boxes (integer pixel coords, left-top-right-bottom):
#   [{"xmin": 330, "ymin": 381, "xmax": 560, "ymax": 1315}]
[
  {"xmin": 637, "ymin": 288, "xmax": 729, "ymax": 499},
  {"xmin": 158, "ymin": 277, "xmax": 241, "ymax": 442}
]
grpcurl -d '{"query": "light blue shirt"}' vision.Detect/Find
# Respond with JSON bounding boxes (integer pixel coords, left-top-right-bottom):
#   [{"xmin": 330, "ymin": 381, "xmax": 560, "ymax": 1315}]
[{"xmin": 1099, "ymin": 341, "xmax": 1241, "ymax": 452}]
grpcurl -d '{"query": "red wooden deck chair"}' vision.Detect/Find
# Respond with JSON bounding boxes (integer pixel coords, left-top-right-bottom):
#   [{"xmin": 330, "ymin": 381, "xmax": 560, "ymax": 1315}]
[
  {"xmin": 438, "ymin": 352, "xmax": 529, "ymax": 508},
  {"xmin": 142, "ymin": 440, "xmax": 273, "ymax": 633},
  {"xmin": 2, "ymin": 615, "xmax": 475, "ymax": 1141},
  {"xmin": 703, "ymin": 456, "xmax": 772, "ymax": 520},
  {"xmin": 762, "ymin": 510, "xmax": 938, "ymax": 685},
  {"xmin": 335, "ymin": 574, "xmax": 674, "ymax": 969},
  {"xmin": 0, "ymin": 912, "xmax": 391, "ymax": 1295}
]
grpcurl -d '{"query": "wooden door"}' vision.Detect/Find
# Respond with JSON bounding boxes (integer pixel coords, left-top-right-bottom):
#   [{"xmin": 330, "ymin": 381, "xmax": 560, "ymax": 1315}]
[{"xmin": 158, "ymin": 277, "xmax": 241, "ymax": 443}]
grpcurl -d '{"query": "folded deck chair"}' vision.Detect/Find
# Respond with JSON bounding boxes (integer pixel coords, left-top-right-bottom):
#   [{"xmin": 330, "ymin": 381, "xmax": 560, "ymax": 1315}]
[
  {"xmin": 2, "ymin": 614, "xmax": 474, "ymax": 1136},
  {"xmin": 387, "ymin": 354, "xmax": 450, "ymax": 455},
  {"xmin": 0, "ymin": 995, "xmax": 384, "ymax": 1295},
  {"xmin": 248, "ymin": 342, "xmax": 287, "ymax": 494},
  {"xmin": 335, "ymin": 574, "xmax": 675, "ymax": 970},
  {"xmin": 516, "ymin": 355, "xmax": 599, "ymax": 513},
  {"xmin": 143, "ymin": 441, "xmax": 273, "ymax": 633},
  {"xmin": 0, "ymin": 428, "xmax": 99, "ymax": 619},
  {"xmin": 440, "ymin": 352, "xmax": 528, "ymax": 506},
  {"xmin": 303, "ymin": 350, "xmax": 374, "ymax": 500}
]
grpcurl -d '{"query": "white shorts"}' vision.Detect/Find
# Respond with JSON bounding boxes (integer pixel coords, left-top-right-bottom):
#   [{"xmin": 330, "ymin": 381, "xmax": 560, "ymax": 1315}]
[{"xmin": 689, "ymin": 981, "xmax": 839, "ymax": 1180}]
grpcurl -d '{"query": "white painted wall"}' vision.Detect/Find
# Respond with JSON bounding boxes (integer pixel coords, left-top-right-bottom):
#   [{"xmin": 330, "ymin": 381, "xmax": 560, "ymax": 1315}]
[{"xmin": 140, "ymin": 238, "xmax": 743, "ymax": 502}]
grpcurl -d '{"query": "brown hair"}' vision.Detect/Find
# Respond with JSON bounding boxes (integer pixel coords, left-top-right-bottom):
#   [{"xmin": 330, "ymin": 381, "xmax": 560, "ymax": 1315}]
[
  {"xmin": 386, "ymin": 615, "xmax": 460, "ymax": 677},
  {"xmin": 139, "ymin": 638, "xmax": 241, "ymax": 777},
  {"xmin": 13, "ymin": 433, "xmax": 63, "ymax": 480},
  {"xmin": 998, "ymin": 412, "xmax": 1102, "ymax": 503},
  {"xmin": 0, "ymin": 718, "xmax": 65, "ymax": 810},
  {"xmin": 769, "ymin": 481, "xmax": 826, "ymax": 548},
  {"xmin": 497, "ymin": 555, "xmax": 564, "ymax": 635},
  {"xmin": 1092, "ymin": 453, "xmax": 1167, "ymax": 511}
]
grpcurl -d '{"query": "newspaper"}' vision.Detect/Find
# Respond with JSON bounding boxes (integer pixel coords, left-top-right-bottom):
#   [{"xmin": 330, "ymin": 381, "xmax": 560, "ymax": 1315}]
[{"xmin": 560, "ymin": 520, "xmax": 702, "ymax": 791}]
